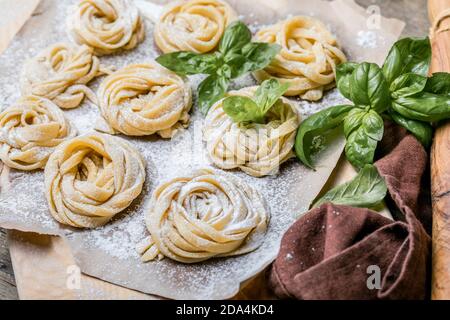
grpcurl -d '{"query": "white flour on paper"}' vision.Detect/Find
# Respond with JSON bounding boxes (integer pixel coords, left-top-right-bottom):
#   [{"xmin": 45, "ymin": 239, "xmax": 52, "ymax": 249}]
[{"xmin": 0, "ymin": 0, "xmax": 404, "ymax": 299}]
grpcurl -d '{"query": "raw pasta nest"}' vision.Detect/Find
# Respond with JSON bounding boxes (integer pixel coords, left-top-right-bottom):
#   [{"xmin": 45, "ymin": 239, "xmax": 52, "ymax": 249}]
[
  {"xmin": 21, "ymin": 43, "xmax": 106, "ymax": 109},
  {"xmin": 44, "ymin": 132, "xmax": 146, "ymax": 228},
  {"xmin": 154, "ymin": 0, "xmax": 237, "ymax": 53},
  {"xmin": 67, "ymin": 0, "xmax": 145, "ymax": 55},
  {"xmin": 253, "ymin": 16, "xmax": 347, "ymax": 101},
  {"xmin": 203, "ymin": 87, "xmax": 301, "ymax": 177},
  {"xmin": 0, "ymin": 96, "xmax": 76, "ymax": 171},
  {"xmin": 137, "ymin": 169, "xmax": 269, "ymax": 263},
  {"xmin": 96, "ymin": 63, "xmax": 192, "ymax": 138}
]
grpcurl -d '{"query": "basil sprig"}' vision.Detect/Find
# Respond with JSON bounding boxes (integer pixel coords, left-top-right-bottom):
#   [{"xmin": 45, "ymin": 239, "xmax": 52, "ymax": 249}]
[
  {"xmin": 222, "ymin": 79, "xmax": 289, "ymax": 124},
  {"xmin": 344, "ymin": 109, "xmax": 384, "ymax": 169},
  {"xmin": 295, "ymin": 104, "xmax": 353, "ymax": 168},
  {"xmin": 156, "ymin": 21, "xmax": 280, "ymax": 114},
  {"xmin": 313, "ymin": 164, "xmax": 387, "ymax": 208},
  {"xmin": 296, "ymin": 37, "xmax": 450, "ymax": 171},
  {"xmin": 382, "ymin": 37, "xmax": 431, "ymax": 84}
]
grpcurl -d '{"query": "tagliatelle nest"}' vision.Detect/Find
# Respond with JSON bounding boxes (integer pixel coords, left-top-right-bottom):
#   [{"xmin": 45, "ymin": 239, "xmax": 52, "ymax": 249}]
[
  {"xmin": 44, "ymin": 132, "xmax": 146, "ymax": 228},
  {"xmin": 253, "ymin": 16, "xmax": 347, "ymax": 101},
  {"xmin": 20, "ymin": 43, "xmax": 108, "ymax": 109},
  {"xmin": 203, "ymin": 87, "xmax": 301, "ymax": 177},
  {"xmin": 137, "ymin": 168, "xmax": 269, "ymax": 263},
  {"xmin": 67, "ymin": 0, "xmax": 145, "ymax": 55},
  {"xmin": 0, "ymin": 96, "xmax": 76, "ymax": 171},
  {"xmin": 95, "ymin": 63, "xmax": 192, "ymax": 138},
  {"xmin": 154, "ymin": 0, "xmax": 237, "ymax": 53}
]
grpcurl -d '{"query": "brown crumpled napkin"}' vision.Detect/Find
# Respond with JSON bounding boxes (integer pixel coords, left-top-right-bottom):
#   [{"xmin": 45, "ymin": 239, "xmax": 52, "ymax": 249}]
[{"xmin": 269, "ymin": 122, "xmax": 432, "ymax": 300}]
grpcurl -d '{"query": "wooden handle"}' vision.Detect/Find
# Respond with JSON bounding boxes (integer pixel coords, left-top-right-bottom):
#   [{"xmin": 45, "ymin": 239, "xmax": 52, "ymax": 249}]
[{"xmin": 429, "ymin": 0, "xmax": 450, "ymax": 300}]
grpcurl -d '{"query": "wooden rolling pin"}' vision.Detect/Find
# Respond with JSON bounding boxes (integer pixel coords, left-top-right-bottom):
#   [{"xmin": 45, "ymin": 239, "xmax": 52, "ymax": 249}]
[{"xmin": 429, "ymin": 0, "xmax": 450, "ymax": 300}]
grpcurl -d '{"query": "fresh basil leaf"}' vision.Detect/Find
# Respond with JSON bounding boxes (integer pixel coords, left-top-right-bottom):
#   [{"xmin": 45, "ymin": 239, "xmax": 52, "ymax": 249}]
[
  {"xmin": 313, "ymin": 164, "xmax": 387, "ymax": 208},
  {"xmin": 295, "ymin": 105, "xmax": 354, "ymax": 169},
  {"xmin": 363, "ymin": 110, "xmax": 384, "ymax": 141},
  {"xmin": 223, "ymin": 79, "xmax": 289, "ymax": 124},
  {"xmin": 382, "ymin": 37, "xmax": 431, "ymax": 84},
  {"xmin": 219, "ymin": 21, "xmax": 251, "ymax": 54},
  {"xmin": 392, "ymin": 92, "xmax": 450, "ymax": 122},
  {"xmin": 424, "ymin": 72, "xmax": 450, "ymax": 94},
  {"xmin": 216, "ymin": 64, "xmax": 233, "ymax": 79},
  {"xmin": 223, "ymin": 96, "xmax": 264, "ymax": 123},
  {"xmin": 343, "ymin": 108, "xmax": 366, "ymax": 137},
  {"xmin": 254, "ymin": 79, "xmax": 290, "ymax": 114},
  {"xmin": 390, "ymin": 73, "xmax": 427, "ymax": 99},
  {"xmin": 345, "ymin": 132, "xmax": 378, "ymax": 170},
  {"xmin": 345, "ymin": 110, "xmax": 383, "ymax": 169},
  {"xmin": 156, "ymin": 51, "xmax": 220, "ymax": 75},
  {"xmin": 350, "ymin": 62, "xmax": 390, "ymax": 113},
  {"xmin": 222, "ymin": 52, "xmax": 247, "ymax": 78},
  {"xmin": 198, "ymin": 75, "xmax": 229, "ymax": 114},
  {"xmin": 336, "ymin": 62, "xmax": 359, "ymax": 100},
  {"xmin": 239, "ymin": 42, "xmax": 281, "ymax": 73},
  {"xmin": 389, "ymin": 110, "xmax": 433, "ymax": 147},
  {"xmin": 222, "ymin": 43, "xmax": 280, "ymax": 79}
]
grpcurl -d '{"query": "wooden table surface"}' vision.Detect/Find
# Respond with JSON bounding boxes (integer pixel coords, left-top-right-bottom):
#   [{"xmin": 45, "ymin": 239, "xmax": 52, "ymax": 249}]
[{"xmin": 0, "ymin": 0, "xmax": 430, "ymax": 300}]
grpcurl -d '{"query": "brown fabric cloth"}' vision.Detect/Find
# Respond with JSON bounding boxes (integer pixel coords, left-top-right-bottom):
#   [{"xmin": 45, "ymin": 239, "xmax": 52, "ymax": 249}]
[{"xmin": 269, "ymin": 123, "xmax": 432, "ymax": 300}]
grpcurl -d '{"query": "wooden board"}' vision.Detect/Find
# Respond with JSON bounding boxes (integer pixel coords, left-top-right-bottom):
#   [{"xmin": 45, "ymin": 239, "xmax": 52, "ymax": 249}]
[
  {"xmin": 3, "ymin": 0, "xmax": 427, "ymax": 300},
  {"xmin": 429, "ymin": 0, "xmax": 450, "ymax": 301},
  {"xmin": 0, "ymin": 229, "xmax": 17, "ymax": 299}
]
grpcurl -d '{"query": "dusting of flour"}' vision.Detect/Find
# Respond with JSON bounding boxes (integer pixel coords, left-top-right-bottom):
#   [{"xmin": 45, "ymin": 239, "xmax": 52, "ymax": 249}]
[{"xmin": 0, "ymin": 0, "xmax": 348, "ymax": 299}]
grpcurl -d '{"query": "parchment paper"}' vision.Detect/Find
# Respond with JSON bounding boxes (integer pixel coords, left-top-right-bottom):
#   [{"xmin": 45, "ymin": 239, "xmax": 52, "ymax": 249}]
[{"xmin": 0, "ymin": 0, "xmax": 404, "ymax": 299}]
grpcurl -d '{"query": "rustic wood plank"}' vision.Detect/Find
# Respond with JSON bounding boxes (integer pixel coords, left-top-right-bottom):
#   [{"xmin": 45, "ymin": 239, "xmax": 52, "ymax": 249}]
[
  {"xmin": 0, "ymin": 229, "xmax": 18, "ymax": 300},
  {"xmin": 429, "ymin": 0, "xmax": 450, "ymax": 300}
]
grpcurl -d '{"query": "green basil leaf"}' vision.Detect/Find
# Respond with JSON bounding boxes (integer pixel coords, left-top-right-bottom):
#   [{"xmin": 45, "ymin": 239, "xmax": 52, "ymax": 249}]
[
  {"xmin": 392, "ymin": 92, "xmax": 450, "ymax": 122},
  {"xmin": 216, "ymin": 64, "xmax": 233, "ymax": 79},
  {"xmin": 345, "ymin": 131, "xmax": 378, "ymax": 169},
  {"xmin": 343, "ymin": 108, "xmax": 366, "ymax": 137},
  {"xmin": 390, "ymin": 73, "xmax": 427, "ymax": 99},
  {"xmin": 350, "ymin": 62, "xmax": 390, "ymax": 113},
  {"xmin": 198, "ymin": 75, "xmax": 229, "ymax": 114},
  {"xmin": 382, "ymin": 37, "xmax": 431, "ymax": 84},
  {"xmin": 424, "ymin": 72, "xmax": 450, "ymax": 94},
  {"xmin": 389, "ymin": 110, "xmax": 433, "ymax": 147},
  {"xmin": 222, "ymin": 79, "xmax": 289, "ymax": 124},
  {"xmin": 254, "ymin": 79, "xmax": 290, "ymax": 114},
  {"xmin": 313, "ymin": 164, "xmax": 387, "ymax": 208},
  {"xmin": 363, "ymin": 110, "xmax": 384, "ymax": 141},
  {"xmin": 156, "ymin": 51, "xmax": 220, "ymax": 75},
  {"xmin": 345, "ymin": 111, "xmax": 383, "ymax": 169},
  {"xmin": 223, "ymin": 96, "xmax": 264, "ymax": 123},
  {"xmin": 222, "ymin": 53, "xmax": 247, "ymax": 78},
  {"xmin": 219, "ymin": 21, "xmax": 251, "ymax": 54},
  {"xmin": 295, "ymin": 105, "xmax": 354, "ymax": 169},
  {"xmin": 239, "ymin": 42, "xmax": 281, "ymax": 73},
  {"xmin": 336, "ymin": 62, "xmax": 359, "ymax": 100}
]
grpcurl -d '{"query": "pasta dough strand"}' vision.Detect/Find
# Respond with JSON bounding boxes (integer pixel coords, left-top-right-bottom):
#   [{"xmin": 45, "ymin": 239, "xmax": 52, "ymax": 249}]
[
  {"xmin": 203, "ymin": 87, "xmax": 300, "ymax": 177},
  {"xmin": 96, "ymin": 63, "xmax": 192, "ymax": 138},
  {"xmin": 67, "ymin": 0, "xmax": 145, "ymax": 55},
  {"xmin": 44, "ymin": 132, "xmax": 146, "ymax": 228},
  {"xmin": 254, "ymin": 16, "xmax": 347, "ymax": 101},
  {"xmin": 21, "ymin": 43, "xmax": 108, "ymax": 109},
  {"xmin": 0, "ymin": 96, "xmax": 76, "ymax": 171},
  {"xmin": 137, "ymin": 169, "xmax": 269, "ymax": 263},
  {"xmin": 154, "ymin": 0, "xmax": 237, "ymax": 53}
]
